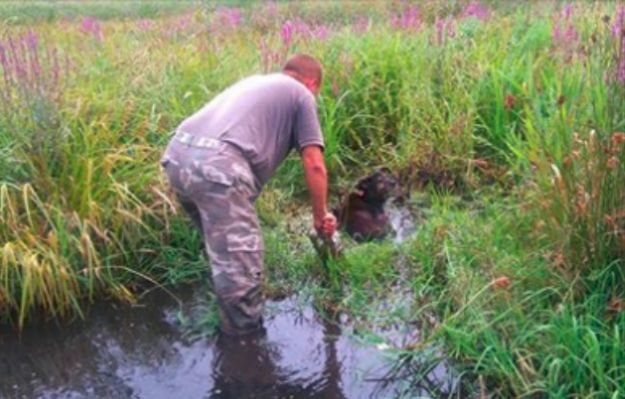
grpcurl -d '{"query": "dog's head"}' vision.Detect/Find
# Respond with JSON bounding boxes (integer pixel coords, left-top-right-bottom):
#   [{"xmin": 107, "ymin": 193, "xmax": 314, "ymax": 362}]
[{"xmin": 354, "ymin": 168, "xmax": 399, "ymax": 205}]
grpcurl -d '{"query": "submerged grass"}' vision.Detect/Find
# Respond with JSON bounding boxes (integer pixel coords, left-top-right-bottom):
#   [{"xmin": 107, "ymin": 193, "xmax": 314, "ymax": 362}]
[{"xmin": 1, "ymin": 1, "xmax": 625, "ymax": 396}]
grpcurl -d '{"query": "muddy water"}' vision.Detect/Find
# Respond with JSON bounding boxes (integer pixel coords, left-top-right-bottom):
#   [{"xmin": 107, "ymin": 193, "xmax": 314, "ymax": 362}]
[{"xmin": 0, "ymin": 285, "xmax": 459, "ymax": 399}]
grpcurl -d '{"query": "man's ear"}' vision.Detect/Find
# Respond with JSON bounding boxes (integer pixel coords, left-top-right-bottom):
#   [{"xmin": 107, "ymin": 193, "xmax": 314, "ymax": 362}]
[{"xmin": 304, "ymin": 77, "xmax": 321, "ymax": 94}]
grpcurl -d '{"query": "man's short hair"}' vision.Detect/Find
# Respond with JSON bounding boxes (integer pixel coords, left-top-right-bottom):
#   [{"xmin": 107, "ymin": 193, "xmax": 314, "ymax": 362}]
[{"xmin": 283, "ymin": 54, "xmax": 323, "ymax": 84}]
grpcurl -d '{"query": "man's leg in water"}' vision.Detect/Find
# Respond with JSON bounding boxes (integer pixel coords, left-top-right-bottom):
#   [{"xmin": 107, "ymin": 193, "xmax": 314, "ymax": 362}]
[
  {"xmin": 196, "ymin": 177, "xmax": 264, "ymax": 335},
  {"xmin": 164, "ymin": 157, "xmax": 265, "ymax": 335}
]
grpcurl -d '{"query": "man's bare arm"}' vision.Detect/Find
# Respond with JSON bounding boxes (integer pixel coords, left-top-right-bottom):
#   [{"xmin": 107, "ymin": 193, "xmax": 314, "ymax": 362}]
[{"xmin": 301, "ymin": 145, "xmax": 336, "ymax": 237}]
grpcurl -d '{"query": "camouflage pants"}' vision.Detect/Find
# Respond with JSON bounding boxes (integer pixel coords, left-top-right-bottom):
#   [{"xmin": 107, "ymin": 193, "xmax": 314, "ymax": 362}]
[{"xmin": 161, "ymin": 140, "xmax": 264, "ymax": 335}]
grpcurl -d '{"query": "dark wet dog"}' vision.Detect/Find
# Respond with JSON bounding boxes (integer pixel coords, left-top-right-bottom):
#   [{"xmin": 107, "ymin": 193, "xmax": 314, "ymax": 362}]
[{"xmin": 333, "ymin": 168, "xmax": 399, "ymax": 242}]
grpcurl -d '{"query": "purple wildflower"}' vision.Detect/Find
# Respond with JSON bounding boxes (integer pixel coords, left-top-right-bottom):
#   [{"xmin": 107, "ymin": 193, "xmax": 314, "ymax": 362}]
[
  {"xmin": 391, "ymin": 6, "xmax": 421, "ymax": 31},
  {"xmin": 0, "ymin": 42, "xmax": 6, "ymax": 68},
  {"xmin": 434, "ymin": 17, "xmax": 456, "ymax": 45},
  {"xmin": 281, "ymin": 20, "xmax": 293, "ymax": 48},
  {"xmin": 563, "ymin": 24, "xmax": 578, "ymax": 43},
  {"xmin": 435, "ymin": 17, "xmax": 444, "ymax": 44},
  {"xmin": 552, "ymin": 23, "xmax": 562, "ymax": 43},
  {"xmin": 249, "ymin": 2, "xmax": 279, "ymax": 30},
  {"xmin": 0, "ymin": 32, "xmax": 70, "ymax": 114},
  {"xmin": 258, "ymin": 37, "xmax": 282, "ymax": 73},
  {"xmin": 79, "ymin": 17, "xmax": 103, "ymax": 42},
  {"xmin": 216, "ymin": 7, "xmax": 242, "ymax": 30},
  {"xmin": 562, "ymin": 3, "xmax": 574, "ymax": 21},
  {"xmin": 229, "ymin": 8, "xmax": 243, "ymax": 27},
  {"xmin": 314, "ymin": 25, "xmax": 330, "ymax": 41},
  {"xmin": 175, "ymin": 15, "xmax": 191, "ymax": 31},
  {"xmin": 293, "ymin": 18, "xmax": 313, "ymax": 39},
  {"xmin": 79, "ymin": 16, "xmax": 95, "ymax": 33},
  {"xmin": 613, "ymin": 6, "xmax": 625, "ymax": 38},
  {"xmin": 25, "ymin": 31, "xmax": 38, "ymax": 49},
  {"xmin": 281, "ymin": 18, "xmax": 331, "ymax": 44},
  {"xmin": 435, "ymin": 17, "xmax": 451, "ymax": 45},
  {"xmin": 136, "ymin": 19, "xmax": 153, "ymax": 30},
  {"xmin": 551, "ymin": 4, "xmax": 578, "ymax": 51},
  {"xmin": 7, "ymin": 36, "xmax": 25, "ymax": 80},
  {"xmin": 352, "ymin": 16, "xmax": 371, "ymax": 34},
  {"xmin": 462, "ymin": 2, "xmax": 490, "ymax": 21},
  {"xmin": 25, "ymin": 31, "xmax": 41, "ymax": 78}
]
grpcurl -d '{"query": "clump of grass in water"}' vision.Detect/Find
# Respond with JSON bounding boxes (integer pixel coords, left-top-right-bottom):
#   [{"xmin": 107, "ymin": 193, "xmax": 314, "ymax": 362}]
[{"xmin": 177, "ymin": 289, "xmax": 221, "ymax": 339}]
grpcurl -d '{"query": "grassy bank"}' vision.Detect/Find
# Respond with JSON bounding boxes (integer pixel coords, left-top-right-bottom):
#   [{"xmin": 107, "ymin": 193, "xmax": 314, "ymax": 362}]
[{"xmin": 1, "ymin": 1, "xmax": 624, "ymax": 396}]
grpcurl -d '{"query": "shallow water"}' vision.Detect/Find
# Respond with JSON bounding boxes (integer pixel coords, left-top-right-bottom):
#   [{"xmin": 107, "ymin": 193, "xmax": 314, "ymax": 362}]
[
  {"xmin": 0, "ymin": 286, "xmax": 460, "ymax": 399},
  {"xmin": 386, "ymin": 201, "xmax": 418, "ymax": 244}
]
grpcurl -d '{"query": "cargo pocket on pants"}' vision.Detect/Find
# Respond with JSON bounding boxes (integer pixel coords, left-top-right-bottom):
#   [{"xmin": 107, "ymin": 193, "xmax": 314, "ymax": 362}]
[
  {"xmin": 200, "ymin": 164, "xmax": 234, "ymax": 187},
  {"xmin": 226, "ymin": 234, "xmax": 262, "ymax": 252},
  {"xmin": 225, "ymin": 233, "xmax": 263, "ymax": 285}
]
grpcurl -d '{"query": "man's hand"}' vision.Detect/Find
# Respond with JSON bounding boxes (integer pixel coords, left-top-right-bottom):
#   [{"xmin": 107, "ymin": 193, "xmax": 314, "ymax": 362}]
[{"xmin": 314, "ymin": 212, "xmax": 337, "ymax": 238}]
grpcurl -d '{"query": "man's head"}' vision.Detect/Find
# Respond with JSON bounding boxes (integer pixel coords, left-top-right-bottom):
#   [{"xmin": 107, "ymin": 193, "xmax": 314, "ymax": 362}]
[{"xmin": 282, "ymin": 54, "xmax": 323, "ymax": 96}]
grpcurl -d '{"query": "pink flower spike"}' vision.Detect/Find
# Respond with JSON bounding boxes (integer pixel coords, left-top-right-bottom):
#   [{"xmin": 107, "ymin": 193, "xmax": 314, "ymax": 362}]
[{"xmin": 281, "ymin": 20, "xmax": 293, "ymax": 48}]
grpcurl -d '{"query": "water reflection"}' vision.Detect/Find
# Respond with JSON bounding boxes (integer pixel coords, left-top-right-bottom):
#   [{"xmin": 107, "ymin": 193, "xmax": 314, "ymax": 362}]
[
  {"xmin": 210, "ymin": 304, "xmax": 347, "ymax": 399},
  {"xmin": 0, "ymin": 288, "xmax": 419, "ymax": 399}
]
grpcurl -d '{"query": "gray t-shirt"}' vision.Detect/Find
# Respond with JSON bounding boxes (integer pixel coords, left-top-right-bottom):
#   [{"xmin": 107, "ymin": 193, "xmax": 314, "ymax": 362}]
[{"xmin": 176, "ymin": 73, "xmax": 324, "ymax": 187}]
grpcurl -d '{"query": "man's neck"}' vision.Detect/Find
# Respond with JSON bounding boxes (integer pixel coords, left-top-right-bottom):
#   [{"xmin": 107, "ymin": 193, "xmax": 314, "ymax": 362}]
[{"xmin": 282, "ymin": 71, "xmax": 303, "ymax": 83}]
